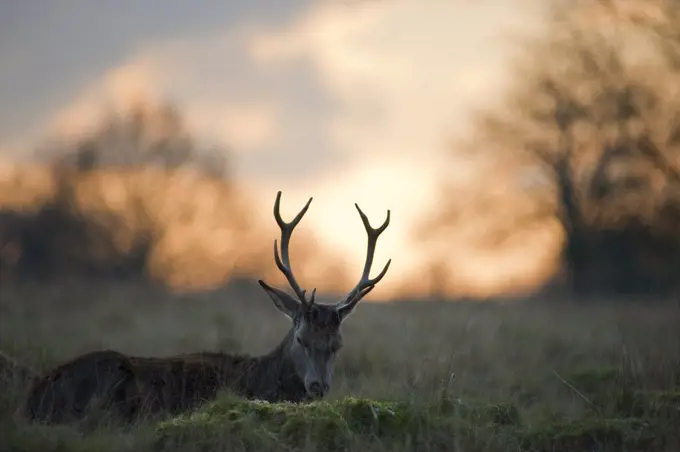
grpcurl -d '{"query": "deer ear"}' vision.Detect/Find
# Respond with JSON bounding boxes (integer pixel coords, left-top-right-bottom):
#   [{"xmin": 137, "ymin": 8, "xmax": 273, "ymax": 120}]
[{"xmin": 258, "ymin": 280, "xmax": 300, "ymax": 319}]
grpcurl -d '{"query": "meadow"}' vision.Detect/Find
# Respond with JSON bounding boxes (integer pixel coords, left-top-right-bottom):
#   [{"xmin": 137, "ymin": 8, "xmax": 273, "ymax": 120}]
[{"xmin": 1, "ymin": 279, "xmax": 678, "ymax": 451}]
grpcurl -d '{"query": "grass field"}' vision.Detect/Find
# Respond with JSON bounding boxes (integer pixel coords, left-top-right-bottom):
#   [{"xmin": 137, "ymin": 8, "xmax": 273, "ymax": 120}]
[{"xmin": 1, "ymin": 279, "xmax": 678, "ymax": 451}]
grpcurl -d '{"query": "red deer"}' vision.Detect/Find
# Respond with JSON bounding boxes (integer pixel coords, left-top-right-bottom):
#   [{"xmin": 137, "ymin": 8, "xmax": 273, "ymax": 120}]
[{"xmin": 23, "ymin": 191, "xmax": 391, "ymax": 424}]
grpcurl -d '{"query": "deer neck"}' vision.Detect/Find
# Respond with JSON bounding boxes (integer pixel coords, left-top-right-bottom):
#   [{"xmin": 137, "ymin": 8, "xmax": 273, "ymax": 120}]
[{"xmin": 246, "ymin": 329, "xmax": 306, "ymax": 402}]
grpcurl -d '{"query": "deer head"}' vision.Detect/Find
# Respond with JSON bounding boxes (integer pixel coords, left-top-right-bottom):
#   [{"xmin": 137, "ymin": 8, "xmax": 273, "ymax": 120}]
[{"xmin": 258, "ymin": 191, "xmax": 391, "ymax": 399}]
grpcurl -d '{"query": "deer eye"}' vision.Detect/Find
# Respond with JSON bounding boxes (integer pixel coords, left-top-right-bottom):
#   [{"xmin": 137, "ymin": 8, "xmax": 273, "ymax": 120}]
[{"xmin": 296, "ymin": 336, "xmax": 308, "ymax": 348}]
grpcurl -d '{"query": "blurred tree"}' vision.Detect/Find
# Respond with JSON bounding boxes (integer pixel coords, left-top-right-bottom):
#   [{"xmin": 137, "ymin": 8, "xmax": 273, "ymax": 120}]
[
  {"xmin": 3, "ymin": 100, "xmax": 350, "ymax": 292},
  {"xmin": 420, "ymin": 0, "xmax": 680, "ymax": 297},
  {"xmin": 5, "ymin": 100, "xmax": 241, "ymax": 283},
  {"xmin": 39, "ymin": 101, "xmax": 230, "ymax": 179}
]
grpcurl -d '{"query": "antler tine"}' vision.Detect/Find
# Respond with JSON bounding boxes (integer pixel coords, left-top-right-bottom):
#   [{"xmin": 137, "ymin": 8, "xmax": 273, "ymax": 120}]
[
  {"xmin": 272, "ymin": 191, "xmax": 314, "ymax": 306},
  {"xmin": 336, "ymin": 204, "xmax": 392, "ymax": 310},
  {"xmin": 301, "ymin": 288, "xmax": 317, "ymax": 304}
]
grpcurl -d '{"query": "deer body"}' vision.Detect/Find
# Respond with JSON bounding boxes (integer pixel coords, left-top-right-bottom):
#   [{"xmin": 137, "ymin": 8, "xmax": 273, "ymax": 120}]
[
  {"xmin": 23, "ymin": 191, "xmax": 391, "ymax": 424},
  {"xmin": 24, "ymin": 350, "xmax": 138, "ymax": 424},
  {"xmin": 124, "ymin": 334, "xmax": 309, "ymax": 416}
]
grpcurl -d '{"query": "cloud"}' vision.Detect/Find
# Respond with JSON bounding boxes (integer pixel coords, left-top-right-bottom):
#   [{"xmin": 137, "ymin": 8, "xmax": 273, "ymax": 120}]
[
  {"xmin": 2, "ymin": 63, "xmax": 160, "ymax": 158},
  {"xmin": 249, "ymin": 1, "xmax": 510, "ymax": 160},
  {"xmin": 184, "ymin": 103, "xmax": 276, "ymax": 153},
  {"xmin": 48, "ymin": 62, "xmax": 162, "ymax": 138}
]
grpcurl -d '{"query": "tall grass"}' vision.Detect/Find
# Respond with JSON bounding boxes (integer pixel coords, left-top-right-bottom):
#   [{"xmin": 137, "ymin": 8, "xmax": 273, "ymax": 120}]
[{"xmin": 1, "ymin": 279, "xmax": 678, "ymax": 451}]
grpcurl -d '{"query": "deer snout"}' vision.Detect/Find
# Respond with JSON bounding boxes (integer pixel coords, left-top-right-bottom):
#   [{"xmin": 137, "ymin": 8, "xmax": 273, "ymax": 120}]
[{"xmin": 306, "ymin": 381, "xmax": 330, "ymax": 399}]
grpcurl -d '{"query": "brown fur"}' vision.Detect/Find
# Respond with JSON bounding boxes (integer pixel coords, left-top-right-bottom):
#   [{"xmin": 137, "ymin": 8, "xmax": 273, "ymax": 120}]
[
  {"xmin": 23, "ymin": 350, "xmax": 137, "ymax": 424},
  {"xmin": 22, "ymin": 332, "xmax": 310, "ymax": 424},
  {"xmin": 124, "ymin": 334, "xmax": 307, "ymax": 416}
]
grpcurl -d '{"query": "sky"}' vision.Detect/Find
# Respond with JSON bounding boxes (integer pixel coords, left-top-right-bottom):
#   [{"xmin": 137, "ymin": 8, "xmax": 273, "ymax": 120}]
[{"xmin": 0, "ymin": 0, "xmax": 548, "ymax": 295}]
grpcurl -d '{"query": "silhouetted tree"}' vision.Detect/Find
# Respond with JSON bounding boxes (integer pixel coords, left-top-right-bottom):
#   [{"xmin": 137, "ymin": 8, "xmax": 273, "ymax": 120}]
[
  {"xmin": 3, "ymin": 101, "xmax": 236, "ymax": 282},
  {"xmin": 420, "ymin": 0, "xmax": 680, "ymax": 297}
]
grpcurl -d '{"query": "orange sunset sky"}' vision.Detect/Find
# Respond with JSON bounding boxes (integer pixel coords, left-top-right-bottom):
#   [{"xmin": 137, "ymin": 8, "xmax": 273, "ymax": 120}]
[{"xmin": 0, "ymin": 1, "xmax": 559, "ymax": 297}]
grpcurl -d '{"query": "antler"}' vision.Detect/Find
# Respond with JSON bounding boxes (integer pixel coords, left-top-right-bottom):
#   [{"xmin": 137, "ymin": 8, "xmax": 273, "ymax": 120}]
[
  {"xmin": 273, "ymin": 191, "xmax": 315, "ymax": 307},
  {"xmin": 336, "ymin": 204, "xmax": 391, "ymax": 313}
]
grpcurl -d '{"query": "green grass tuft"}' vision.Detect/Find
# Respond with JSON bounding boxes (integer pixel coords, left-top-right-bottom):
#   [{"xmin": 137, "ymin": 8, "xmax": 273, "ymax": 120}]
[
  {"xmin": 522, "ymin": 417, "xmax": 657, "ymax": 452},
  {"xmin": 155, "ymin": 393, "xmax": 437, "ymax": 451},
  {"xmin": 153, "ymin": 389, "xmax": 679, "ymax": 452}
]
